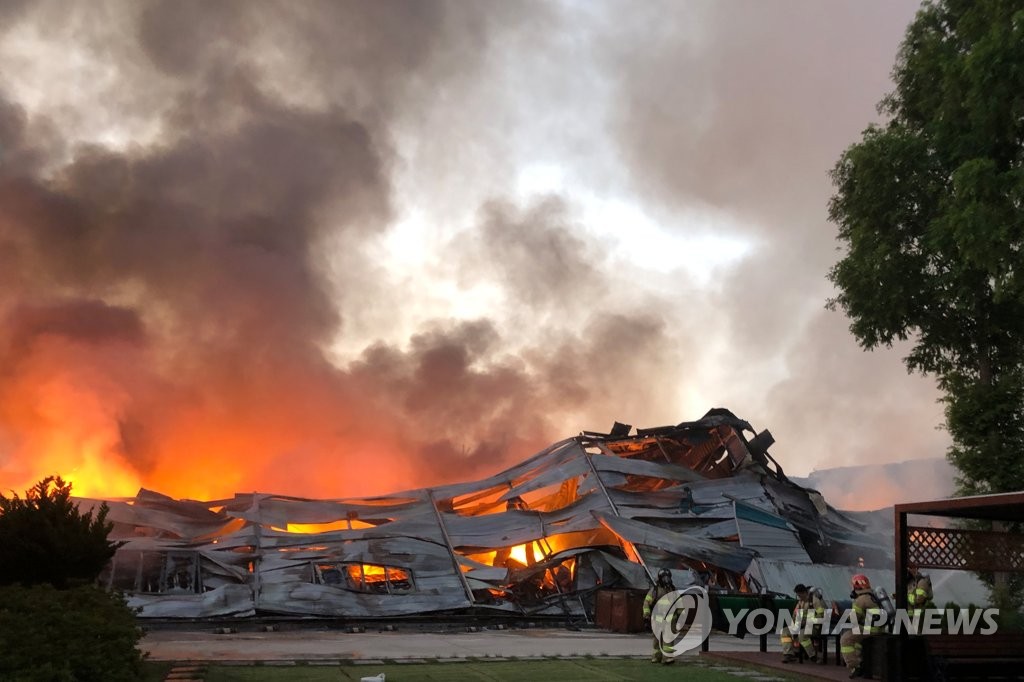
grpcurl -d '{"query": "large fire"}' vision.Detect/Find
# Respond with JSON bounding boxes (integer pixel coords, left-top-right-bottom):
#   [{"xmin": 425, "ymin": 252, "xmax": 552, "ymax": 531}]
[
  {"xmin": 0, "ymin": 298, "xmax": 546, "ymax": 502},
  {"xmin": 0, "ymin": 365, "xmax": 143, "ymax": 499},
  {"xmin": 0, "ymin": 355, "xmax": 543, "ymax": 502},
  {"xmin": 0, "ymin": 362, "xmax": 426, "ymax": 500}
]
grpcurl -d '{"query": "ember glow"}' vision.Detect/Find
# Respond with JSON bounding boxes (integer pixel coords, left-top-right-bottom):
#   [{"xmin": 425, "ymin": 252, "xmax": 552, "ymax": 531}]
[{"xmin": 0, "ymin": 0, "xmax": 949, "ymax": 502}]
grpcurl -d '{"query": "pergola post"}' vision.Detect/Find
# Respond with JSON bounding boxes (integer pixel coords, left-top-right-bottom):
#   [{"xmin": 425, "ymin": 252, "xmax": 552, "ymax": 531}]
[
  {"xmin": 895, "ymin": 509, "xmax": 908, "ymax": 611},
  {"xmin": 894, "ymin": 507, "xmax": 909, "ymax": 681}
]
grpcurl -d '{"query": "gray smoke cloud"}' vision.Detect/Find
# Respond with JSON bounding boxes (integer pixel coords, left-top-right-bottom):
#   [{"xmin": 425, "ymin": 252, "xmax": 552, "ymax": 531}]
[
  {"xmin": 0, "ymin": 0, "xmax": 944, "ymax": 504},
  {"xmin": 797, "ymin": 458, "xmax": 956, "ymax": 511},
  {"xmin": 460, "ymin": 197, "xmax": 605, "ymax": 311},
  {"xmin": 600, "ymin": 0, "xmax": 945, "ymax": 472}
]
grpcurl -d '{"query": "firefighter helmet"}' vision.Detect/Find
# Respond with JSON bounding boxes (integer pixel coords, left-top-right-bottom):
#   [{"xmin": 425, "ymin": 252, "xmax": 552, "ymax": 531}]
[
  {"xmin": 657, "ymin": 568, "xmax": 672, "ymax": 581},
  {"xmin": 851, "ymin": 574, "xmax": 871, "ymax": 590}
]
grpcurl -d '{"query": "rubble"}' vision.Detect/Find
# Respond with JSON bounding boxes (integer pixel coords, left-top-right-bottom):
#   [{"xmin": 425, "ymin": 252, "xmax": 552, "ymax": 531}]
[{"xmin": 82, "ymin": 409, "xmax": 893, "ymax": 619}]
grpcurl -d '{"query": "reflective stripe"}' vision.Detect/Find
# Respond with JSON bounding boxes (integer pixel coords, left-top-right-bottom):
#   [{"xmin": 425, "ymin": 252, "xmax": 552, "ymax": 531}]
[
  {"xmin": 852, "ymin": 600, "xmax": 885, "ymax": 633},
  {"xmin": 861, "ymin": 606, "xmax": 885, "ymax": 635},
  {"xmin": 841, "ymin": 646, "xmax": 856, "ymax": 654}
]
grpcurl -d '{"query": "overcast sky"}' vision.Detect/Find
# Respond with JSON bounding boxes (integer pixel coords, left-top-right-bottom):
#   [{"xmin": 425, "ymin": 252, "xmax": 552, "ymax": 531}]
[{"xmin": 0, "ymin": 0, "xmax": 949, "ymax": 502}]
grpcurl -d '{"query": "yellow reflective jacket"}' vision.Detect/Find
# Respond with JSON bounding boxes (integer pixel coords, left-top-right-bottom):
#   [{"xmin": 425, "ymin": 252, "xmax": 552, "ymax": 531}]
[
  {"xmin": 796, "ymin": 591, "xmax": 827, "ymax": 627},
  {"xmin": 852, "ymin": 589, "xmax": 885, "ymax": 634},
  {"xmin": 908, "ymin": 575, "xmax": 935, "ymax": 611},
  {"xmin": 643, "ymin": 584, "xmax": 674, "ymax": 619}
]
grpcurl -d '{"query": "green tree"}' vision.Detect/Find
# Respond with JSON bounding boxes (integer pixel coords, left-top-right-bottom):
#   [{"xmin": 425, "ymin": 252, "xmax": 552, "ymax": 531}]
[
  {"xmin": 828, "ymin": 0, "xmax": 1024, "ymax": 497},
  {"xmin": 0, "ymin": 583, "xmax": 145, "ymax": 682},
  {"xmin": 0, "ymin": 477, "xmax": 145, "ymax": 680},
  {"xmin": 0, "ymin": 476, "xmax": 122, "ymax": 588}
]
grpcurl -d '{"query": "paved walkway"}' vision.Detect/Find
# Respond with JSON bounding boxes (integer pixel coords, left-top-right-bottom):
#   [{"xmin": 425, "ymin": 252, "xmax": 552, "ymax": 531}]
[
  {"xmin": 186, "ymin": 660, "xmax": 793, "ymax": 682},
  {"xmin": 142, "ymin": 628, "xmax": 769, "ymax": 662}
]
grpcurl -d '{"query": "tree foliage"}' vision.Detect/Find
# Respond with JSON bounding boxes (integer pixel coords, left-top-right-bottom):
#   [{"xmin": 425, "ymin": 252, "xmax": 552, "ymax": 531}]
[
  {"xmin": 828, "ymin": 0, "xmax": 1024, "ymax": 495},
  {"xmin": 0, "ymin": 584, "xmax": 145, "ymax": 682},
  {"xmin": 0, "ymin": 477, "xmax": 144, "ymax": 680},
  {"xmin": 0, "ymin": 476, "xmax": 122, "ymax": 588}
]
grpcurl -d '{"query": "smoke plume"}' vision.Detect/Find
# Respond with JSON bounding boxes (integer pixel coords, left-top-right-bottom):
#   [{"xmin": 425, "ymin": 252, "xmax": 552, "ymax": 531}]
[{"xmin": 0, "ymin": 0, "xmax": 944, "ymax": 504}]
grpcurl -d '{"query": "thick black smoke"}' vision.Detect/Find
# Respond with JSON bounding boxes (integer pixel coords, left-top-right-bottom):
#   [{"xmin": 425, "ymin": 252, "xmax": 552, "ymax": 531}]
[
  {"xmin": 0, "ymin": 1, "xmax": 949, "ymax": 507},
  {"xmin": 0, "ymin": 1, "xmax": 688, "ymax": 498}
]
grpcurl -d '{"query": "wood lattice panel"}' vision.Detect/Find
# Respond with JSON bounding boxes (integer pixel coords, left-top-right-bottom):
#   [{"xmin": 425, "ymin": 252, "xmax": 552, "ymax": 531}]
[{"xmin": 907, "ymin": 525, "xmax": 1024, "ymax": 572}]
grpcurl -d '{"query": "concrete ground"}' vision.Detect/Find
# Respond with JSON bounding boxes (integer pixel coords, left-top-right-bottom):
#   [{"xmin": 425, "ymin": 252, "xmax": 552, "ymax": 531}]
[{"xmin": 142, "ymin": 628, "xmax": 771, "ymax": 663}]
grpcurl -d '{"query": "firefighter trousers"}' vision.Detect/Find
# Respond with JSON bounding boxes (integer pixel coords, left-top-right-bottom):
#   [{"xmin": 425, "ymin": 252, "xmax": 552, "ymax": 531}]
[{"xmin": 840, "ymin": 631, "xmax": 865, "ymax": 672}]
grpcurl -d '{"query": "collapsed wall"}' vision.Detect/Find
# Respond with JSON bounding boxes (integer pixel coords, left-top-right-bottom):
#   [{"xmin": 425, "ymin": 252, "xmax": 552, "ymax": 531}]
[{"xmin": 79, "ymin": 409, "xmax": 893, "ymax": 619}]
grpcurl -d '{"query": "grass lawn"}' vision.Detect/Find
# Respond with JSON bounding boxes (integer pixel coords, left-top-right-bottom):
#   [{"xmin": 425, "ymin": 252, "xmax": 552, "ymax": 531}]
[{"xmin": 204, "ymin": 658, "xmax": 789, "ymax": 681}]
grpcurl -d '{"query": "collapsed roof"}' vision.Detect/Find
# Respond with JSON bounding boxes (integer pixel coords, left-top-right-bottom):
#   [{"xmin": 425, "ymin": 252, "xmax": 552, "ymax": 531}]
[{"xmin": 81, "ymin": 409, "xmax": 893, "ymax": 619}]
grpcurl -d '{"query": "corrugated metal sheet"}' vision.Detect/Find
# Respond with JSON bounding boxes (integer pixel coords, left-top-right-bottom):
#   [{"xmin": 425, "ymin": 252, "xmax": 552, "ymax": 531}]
[
  {"xmin": 78, "ymin": 410, "xmax": 905, "ymax": 619},
  {"xmin": 594, "ymin": 512, "xmax": 755, "ymax": 573},
  {"xmin": 735, "ymin": 500, "xmax": 792, "ymax": 530},
  {"xmin": 745, "ymin": 560, "xmax": 988, "ymax": 609},
  {"xmin": 734, "ymin": 500, "xmax": 812, "ymax": 563},
  {"xmin": 736, "ymin": 517, "xmax": 812, "ymax": 563},
  {"xmin": 745, "ymin": 558, "xmax": 894, "ymax": 602}
]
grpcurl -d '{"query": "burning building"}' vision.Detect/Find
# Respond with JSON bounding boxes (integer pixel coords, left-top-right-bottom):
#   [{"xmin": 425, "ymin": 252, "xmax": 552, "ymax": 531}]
[{"xmin": 81, "ymin": 409, "xmax": 894, "ymax": 619}]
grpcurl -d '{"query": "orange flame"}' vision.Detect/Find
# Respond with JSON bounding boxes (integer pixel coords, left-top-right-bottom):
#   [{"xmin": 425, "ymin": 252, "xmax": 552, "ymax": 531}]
[
  {"xmin": 284, "ymin": 520, "xmax": 374, "ymax": 533},
  {"xmin": 0, "ymin": 332, "xmax": 430, "ymax": 500},
  {"xmin": 508, "ymin": 542, "xmax": 547, "ymax": 565},
  {"xmin": 0, "ymin": 369, "xmax": 142, "ymax": 498}
]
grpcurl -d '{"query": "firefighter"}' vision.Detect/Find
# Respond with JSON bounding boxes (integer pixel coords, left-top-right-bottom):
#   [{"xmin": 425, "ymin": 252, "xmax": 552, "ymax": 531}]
[
  {"xmin": 782, "ymin": 583, "xmax": 826, "ymax": 663},
  {"xmin": 841, "ymin": 574, "xmax": 885, "ymax": 679},
  {"xmin": 642, "ymin": 568, "xmax": 677, "ymax": 664},
  {"xmin": 906, "ymin": 564, "xmax": 935, "ymax": 629}
]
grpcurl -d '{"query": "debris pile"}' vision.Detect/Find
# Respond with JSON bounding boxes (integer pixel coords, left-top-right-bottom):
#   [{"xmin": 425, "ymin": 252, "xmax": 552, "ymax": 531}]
[{"xmin": 83, "ymin": 409, "xmax": 892, "ymax": 618}]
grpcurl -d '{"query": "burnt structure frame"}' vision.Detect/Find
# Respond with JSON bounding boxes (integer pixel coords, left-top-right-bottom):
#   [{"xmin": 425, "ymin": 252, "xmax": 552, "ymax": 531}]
[{"xmin": 78, "ymin": 409, "xmax": 893, "ymax": 620}]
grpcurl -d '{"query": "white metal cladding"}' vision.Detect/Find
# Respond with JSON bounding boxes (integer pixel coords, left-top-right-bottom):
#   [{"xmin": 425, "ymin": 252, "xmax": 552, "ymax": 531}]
[
  {"xmin": 77, "ymin": 412, "xmax": 892, "ymax": 619},
  {"xmin": 744, "ymin": 558, "xmax": 895, "ymax": 603}
]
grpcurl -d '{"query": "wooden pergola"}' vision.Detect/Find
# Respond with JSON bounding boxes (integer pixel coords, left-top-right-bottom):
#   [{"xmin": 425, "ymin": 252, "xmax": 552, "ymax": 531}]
[
  {"xmin": 894, "ymin": 490, "xmax": 1024, "ymax": 608},
  {"xmin": 888, "ymin": 492, "xmax": 1024, "ymax": 679}
]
